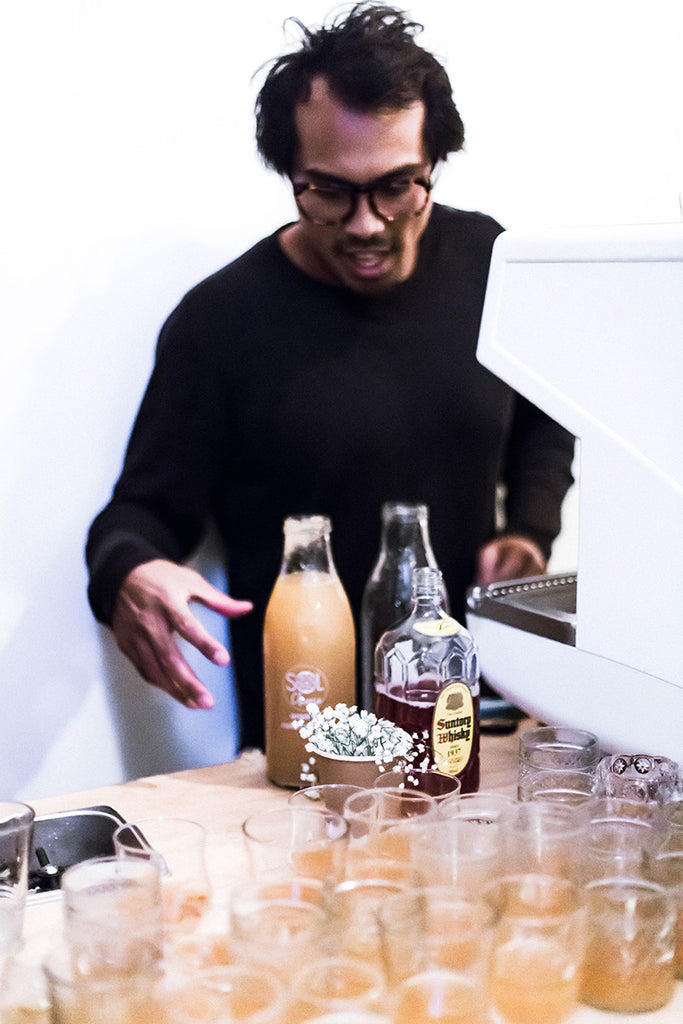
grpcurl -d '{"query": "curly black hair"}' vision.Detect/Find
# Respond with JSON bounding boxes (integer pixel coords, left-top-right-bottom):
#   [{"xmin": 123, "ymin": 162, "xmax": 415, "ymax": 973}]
[{"xmin": 255, "ymin": 3, "xmax": 465, "ymax": 176}]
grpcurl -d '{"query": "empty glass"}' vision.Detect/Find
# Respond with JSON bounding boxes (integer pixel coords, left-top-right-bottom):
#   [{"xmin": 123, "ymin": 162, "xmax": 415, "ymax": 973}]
[
  {"xmin": 519, "ymin": 768, "xmax": 596, "ymax": 806},
  {"xmin": 595, "ymin": 752, "xmax": 680, "ymax": 803},
  {"xmin": 518, "ymin": 727, "xmax": 599, "ymax": 800},
  {"xmin": 0, "ymin": 801, "xmax": 35, "ymax": 957}
]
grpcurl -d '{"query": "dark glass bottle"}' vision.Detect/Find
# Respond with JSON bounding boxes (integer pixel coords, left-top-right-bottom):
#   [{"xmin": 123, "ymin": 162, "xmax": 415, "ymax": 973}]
[
  {"xmin": 374, "ymin": 566, "xmax": 480, "ymax": 793},
  {"xmin": 359, "ymin": 502, "xmax": 447, "ymax": 711}
]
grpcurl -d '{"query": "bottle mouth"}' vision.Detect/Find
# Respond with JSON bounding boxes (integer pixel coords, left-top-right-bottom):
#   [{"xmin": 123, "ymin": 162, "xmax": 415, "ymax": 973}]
[
  {"xmin": 381, "ymin": 501, "xmax": 428, "ymax": 521},
  {"xmin": 413, "ymin": 566, "xmax": 443, "ymax": 593},
  {"xmin": 284, "ymin": 514, "xmax": 332, "ymax": 535}
]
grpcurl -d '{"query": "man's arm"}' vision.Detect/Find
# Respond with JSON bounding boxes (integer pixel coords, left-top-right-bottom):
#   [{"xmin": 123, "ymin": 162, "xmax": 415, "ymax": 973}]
[
  {"xmin": 476, "ymin": 394, "xmax": 575, "ymax": 585},
  {"xmin": 86, "ymin": 292, "xmax": 246, "ymax": 708}
]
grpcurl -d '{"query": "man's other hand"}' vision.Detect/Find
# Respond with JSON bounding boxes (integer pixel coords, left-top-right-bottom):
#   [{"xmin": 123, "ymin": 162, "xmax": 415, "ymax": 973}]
[
  {"xmin": 475, "ymin": 535, "xmax": 547, "ymax": 587},
  {"xmin": 111, "ymin": 560, "xmax": 253, "ymax": 710}
]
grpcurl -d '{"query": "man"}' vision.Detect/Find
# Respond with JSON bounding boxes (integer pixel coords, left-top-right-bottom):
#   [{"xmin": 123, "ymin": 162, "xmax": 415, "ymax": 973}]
[{"xmin": 86, "ymin": 3, "xmax": 575, "ymax": 749}]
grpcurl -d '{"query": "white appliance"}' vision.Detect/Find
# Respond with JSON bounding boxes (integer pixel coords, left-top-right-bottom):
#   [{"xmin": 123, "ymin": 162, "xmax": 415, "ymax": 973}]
[{"xmin": 466, "ymin": 222, "xmax": 683, "ymax": 761}]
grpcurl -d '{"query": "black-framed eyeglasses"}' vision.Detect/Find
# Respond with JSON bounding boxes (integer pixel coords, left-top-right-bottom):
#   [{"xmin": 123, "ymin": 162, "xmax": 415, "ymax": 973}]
[{"xmin": 292, "ymin": 174, "xmax": 433, "ymax": 226}]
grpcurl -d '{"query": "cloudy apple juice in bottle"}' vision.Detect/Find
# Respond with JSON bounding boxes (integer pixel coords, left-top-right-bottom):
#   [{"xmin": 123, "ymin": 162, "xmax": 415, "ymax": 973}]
[{"xmin": 263, "ymin": 514, "xmax": 356, "ymax": 787}]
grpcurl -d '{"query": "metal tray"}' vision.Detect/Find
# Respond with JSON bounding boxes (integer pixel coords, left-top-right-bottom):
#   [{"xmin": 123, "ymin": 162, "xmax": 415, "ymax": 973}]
[
  {"xmin": 28, "ymin": 804, "xmax": 127, "ymax": 898},
  {"xmin": 466, "ymin": 573, "xmax": 577, "ymax": 646}
]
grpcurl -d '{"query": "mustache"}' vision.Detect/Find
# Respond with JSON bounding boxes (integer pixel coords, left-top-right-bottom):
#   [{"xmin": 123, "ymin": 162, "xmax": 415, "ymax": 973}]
[{"xmin": 335, "ymin": 236, "xmax": 395, "ymax": 254}]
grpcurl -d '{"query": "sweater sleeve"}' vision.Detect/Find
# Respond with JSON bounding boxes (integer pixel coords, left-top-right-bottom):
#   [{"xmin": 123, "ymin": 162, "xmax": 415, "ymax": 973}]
[
  {"xmin": 85, "ymin": 298, "xmax": 230, "ymax": 624},
  {"xmin": 500, "ymin": 394, "xmax": 576, "ymax": 560}
]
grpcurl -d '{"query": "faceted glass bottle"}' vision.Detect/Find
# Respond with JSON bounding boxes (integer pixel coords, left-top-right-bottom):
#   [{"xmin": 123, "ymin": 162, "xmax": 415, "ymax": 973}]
[
  {"xmin": 359, "ymin": 502, "xmax": 447, "ymax": 712},
  {"xmin": 374, "ymin": 566, "xmax": 480, "ymax": 792},
  {"xmin": 263, "ymin": 514, "xmax": 356, "ymax": 788}
]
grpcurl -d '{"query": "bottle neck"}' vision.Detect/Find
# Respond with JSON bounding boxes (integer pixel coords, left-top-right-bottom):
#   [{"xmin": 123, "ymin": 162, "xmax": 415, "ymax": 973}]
[
  {"xmin": 413, "ymin": 566, "xmax": 446, "ymax": 614},
  {"xmin": 280, "ymin": 514, "xmax": 337, "ymax": 576},
  {"xmin": 379, "ymin": 503, "xmax": 434, "ymax": 563}
]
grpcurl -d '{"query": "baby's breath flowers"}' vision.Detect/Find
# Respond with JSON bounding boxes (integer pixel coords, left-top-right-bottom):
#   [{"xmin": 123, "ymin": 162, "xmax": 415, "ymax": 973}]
[{"xmin": 295, "ymin": 703, "xmax": 415, "ymax": 762}]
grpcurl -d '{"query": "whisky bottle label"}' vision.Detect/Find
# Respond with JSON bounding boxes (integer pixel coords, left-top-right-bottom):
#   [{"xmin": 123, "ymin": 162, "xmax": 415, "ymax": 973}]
[
  {"xmin": 432, "ymin": 682, "xmax": 475, "ymax": 778},
  {"xmin": 414, "ymin": 616, "xmax": 461, "ymax": 637}
]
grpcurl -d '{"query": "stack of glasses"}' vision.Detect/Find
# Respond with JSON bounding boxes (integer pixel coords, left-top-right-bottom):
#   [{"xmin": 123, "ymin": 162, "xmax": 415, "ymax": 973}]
[{"xmin": 1, "ymin": 727, "xmax": 682, "ymax": 1023}]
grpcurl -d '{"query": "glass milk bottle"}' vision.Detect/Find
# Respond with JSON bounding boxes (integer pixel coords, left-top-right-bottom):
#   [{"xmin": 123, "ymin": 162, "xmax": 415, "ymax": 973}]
[
  {"xmin": 359, "ymin": 502, "xmax": 447, "ymax": 712},
  {"xmin": 374, "ymin": 566, "xmax": 480, "ymax": 793},
  {"xmin": 263, "ymin": 514, "xmax": 356, "ymax": 787}
]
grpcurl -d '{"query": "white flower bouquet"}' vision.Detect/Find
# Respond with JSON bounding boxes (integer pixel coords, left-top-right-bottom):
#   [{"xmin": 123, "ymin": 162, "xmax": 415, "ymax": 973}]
[{"xmin": 295, "ymin": 703, "xmax": 416, "ymax": 786}]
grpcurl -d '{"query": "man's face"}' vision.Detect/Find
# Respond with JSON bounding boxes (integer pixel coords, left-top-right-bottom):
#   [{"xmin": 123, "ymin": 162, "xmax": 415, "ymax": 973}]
[{"xmin": 284, "ymin": 77, "xmax": 433, "ymax": 294}]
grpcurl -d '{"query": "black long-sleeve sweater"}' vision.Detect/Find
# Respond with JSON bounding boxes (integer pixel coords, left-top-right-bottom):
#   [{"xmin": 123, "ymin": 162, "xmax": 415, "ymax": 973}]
[{"xmin": 86, "ymin": 204, "xmax": 575, "ymax": 747}]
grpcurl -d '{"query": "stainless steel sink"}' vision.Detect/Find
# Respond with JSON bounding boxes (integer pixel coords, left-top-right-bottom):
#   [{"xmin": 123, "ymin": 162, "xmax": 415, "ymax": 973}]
[{"xmin": 28, "ymin": 805, "xmax": 127, "ymax": 898}]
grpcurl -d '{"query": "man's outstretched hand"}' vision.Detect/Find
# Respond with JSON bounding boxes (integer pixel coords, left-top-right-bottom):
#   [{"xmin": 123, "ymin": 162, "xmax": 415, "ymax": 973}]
[{"xmin": 111, "ymin": 559, "xmax": 253, "ymax": 710}]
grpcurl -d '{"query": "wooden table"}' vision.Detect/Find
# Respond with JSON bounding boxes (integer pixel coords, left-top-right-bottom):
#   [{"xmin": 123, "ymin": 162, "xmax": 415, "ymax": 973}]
[{"xmin": 22, "ymin": 727, "xmax": 683, "ymax": 1023}]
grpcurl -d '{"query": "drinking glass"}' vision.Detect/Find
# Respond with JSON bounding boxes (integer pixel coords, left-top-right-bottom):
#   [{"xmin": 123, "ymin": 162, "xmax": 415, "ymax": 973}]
[
  {"xmin": 329, "ymin": 877, "xmax": 412, "ymax": 967},
  {"xmin": 581, "ymin": 796, "xmax": 667, "ymax": 881},
  {"xmin": 484, "ymin": 874, "xmax": 585, "ymax": 1024},
  {"xmin": 241, "ymin": 806, "xmax": 349, "ymax": 882},
  {"xmin": 518, "ymin": 726, "xmax": 599, "ymax": 799},
  {"xmin": 651, "ymin": 849, "xmax": 683, "ymax": 979},
  {"xmin": 378, "ymin": 887, "xmax": 494, "ymax": 987},
  {"xmin": 288, "ymin": 955, "xmax": 387, "ymax": 1021},
  {"xmin": 228, "ymin": 887, "xmax": 329, "ymax": 981},
  {"xmin": 303, "ymin": 1014, "xmax": 390, "ymax": 1024},
  {"xmin": 289, "ymin": 784, "xmax": 366, "ymax": 815},
  {"xmin": 391, "ymin": 969, "xmax": 489, "ymax": 1024},
  {"xmin": 113, "ymin": 817, "xmax": 212, "ymax": 932},
  {"xmin": 501, "ymin": 801, "xmax": 589, "ymax": 880},
  {"xmin": 435, "ymin": 792, "xmax": 515, "ymax": 895},
  {"xmin": 1, "ymin": 945, "xmax": 50, "ymax": 1024},
  {"xmin": 519, "ymin": 768, "xmax": 596, "ymax": 805},
  {"xmin": 663, "ymin": 800, "xmax": 683, "ymax": 852},
  {"xmin": 342, "ymin": 788, "xmax": 436, "ymax": 874},
  {"xmin": 372, "ymin": 767, "xmax": 461, "ymax": 802},
  {"xmin": 595, "ymin": 752, "xmax": 680, "ymax": 803},
  {"xmin": 43, "ymin": 946, "xmax": 161, "ymax": 1024},
  {"xmin": 580, "ymin": 876, "xmax": 677, "ymax": 1012},
  {"xmin": 60, "ymin": 855, "xmax": 163, "ymax": 976},
  {"xmin": 160, "ymin": 963, "xmax": 286, "ymax": 1024},
  {"xmin": 0, "ymin": 801, "xmax": 35, "ymax": 956}
]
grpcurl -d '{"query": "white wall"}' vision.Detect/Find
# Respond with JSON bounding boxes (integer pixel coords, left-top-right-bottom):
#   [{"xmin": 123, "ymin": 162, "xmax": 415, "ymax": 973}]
[{"xmin": 2, "ymin": 1, "xmax": 681, "ymax": 799}]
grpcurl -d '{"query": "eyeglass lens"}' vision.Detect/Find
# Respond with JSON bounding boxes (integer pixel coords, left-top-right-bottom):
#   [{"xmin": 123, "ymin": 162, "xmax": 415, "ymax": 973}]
[{"xmin": 296, "ymin": 179, "xmax": 430, "ymax": 225}]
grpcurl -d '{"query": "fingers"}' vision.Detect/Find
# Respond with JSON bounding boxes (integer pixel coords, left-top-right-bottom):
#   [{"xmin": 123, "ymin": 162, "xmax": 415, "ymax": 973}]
[
  {"xmin": 111, "ymin": 560, "xmax": 252, "ymax": 711},
  {"xmin": 114, "ymin": 614, "xmax": 215, "ymax": 710},
  {"xmin": 190, "ymin": 578, "xmax": 253, "ymax": 623},
  {"xmin": 172, "ymin": 603, "xmax": 233, "ymax": 668}
]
